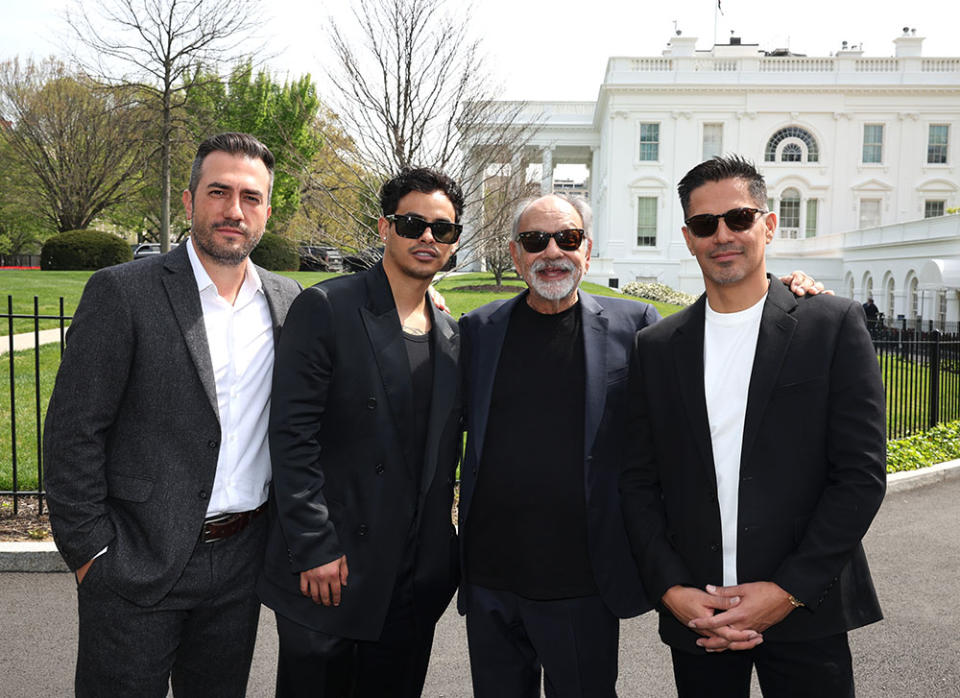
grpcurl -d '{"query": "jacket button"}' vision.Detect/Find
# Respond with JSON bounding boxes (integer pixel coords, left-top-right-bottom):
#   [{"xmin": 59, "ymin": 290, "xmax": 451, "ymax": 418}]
[
  {"xmin": 367, "ymin": 397, "xmax": 377, "ymax": 409},
  {"xmin": 207, "ymin": 440, "xmax": 218, "ymax": 449},
  {"xmin": 709, "ymin": 542, "xmax": 719, "ymax": 552},
  {"xmin": 358, "ymin": 524, "xmax": 368, "ymax": 536},
  {"xmin": 375, "ymin": 463, "xmax": 384, "ymax": 475},
  {"xmin": 198, "ymin": 490, "xmax": 209, "ymax": 500}
]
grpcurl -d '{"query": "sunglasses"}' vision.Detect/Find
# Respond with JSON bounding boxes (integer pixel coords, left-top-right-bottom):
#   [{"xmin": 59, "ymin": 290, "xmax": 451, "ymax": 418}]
[
  {"xmin": 516, "ymin": 228, "xmax": 585, "ymax": 253},
  {"xmin": 386, "ymin": 214, "xmax": 462, "ymax": 244},
  {"xmin": 684, "ymin": 207, "xmax": 767, "ymax": 238}
]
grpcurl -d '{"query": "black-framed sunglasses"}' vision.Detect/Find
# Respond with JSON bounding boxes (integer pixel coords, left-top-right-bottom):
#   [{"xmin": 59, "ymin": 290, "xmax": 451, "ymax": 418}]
[
  {"xmin": 516, "ymin": 228, "xmax": 585, "ymax": 253},
  {"xmin": 386, "ymin": 214, "xmax": 462, "ymax": 244},
  {"xmin": 684, "ymin": 207, "xmax": 767, "ymax": 238}
]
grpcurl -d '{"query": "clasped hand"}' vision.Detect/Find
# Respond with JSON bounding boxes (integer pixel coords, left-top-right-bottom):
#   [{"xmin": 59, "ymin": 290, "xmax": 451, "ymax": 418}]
[{"xmin": 663, "ymin": 581, "xmax": 796, "ymax": 652}]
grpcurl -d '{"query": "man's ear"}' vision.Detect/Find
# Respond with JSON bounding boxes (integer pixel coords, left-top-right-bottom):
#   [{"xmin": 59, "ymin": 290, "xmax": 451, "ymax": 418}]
[
  {"xmin": 764, "ymin": 212, "xmax": 778, "ymax": 243},
  {"xmin": 509, "ymin": 240, "xmax": 522, "ymax": 275},
  {"xmin": 681, "ymin": 227, "xmax": 696, "ymax": 255},
  {"xmin": 182, "ymin": 190, "xmax": 193, "ymax": 221}
]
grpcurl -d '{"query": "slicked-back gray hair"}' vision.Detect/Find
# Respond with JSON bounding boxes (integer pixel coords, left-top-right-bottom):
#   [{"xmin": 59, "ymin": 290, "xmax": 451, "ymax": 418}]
[{"xmin": 511, "ymin": 193, "xmax": 593, "ymax": 242}]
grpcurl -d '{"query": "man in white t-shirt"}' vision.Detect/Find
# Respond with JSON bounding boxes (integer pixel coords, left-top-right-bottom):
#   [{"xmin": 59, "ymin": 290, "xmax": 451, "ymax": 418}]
[{"xmin": 620, "ymin": 155, "xmax": 886, "ymax": 697}]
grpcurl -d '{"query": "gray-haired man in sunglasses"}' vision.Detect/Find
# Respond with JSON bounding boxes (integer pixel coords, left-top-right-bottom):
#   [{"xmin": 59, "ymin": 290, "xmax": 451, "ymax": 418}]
[
  {"xmin": 456, "ymin": 191, "xmax": 827, "ymax": 697},
  {"xmin": 259, "ymin": 167, "xmax": 464, "ymax": 697}
]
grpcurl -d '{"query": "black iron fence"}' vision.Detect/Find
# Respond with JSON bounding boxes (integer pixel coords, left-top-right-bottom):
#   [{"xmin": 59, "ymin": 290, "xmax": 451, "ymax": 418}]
[{"xmin": 2, "ymin": 299, "xmax": 960, "ymax": 516}]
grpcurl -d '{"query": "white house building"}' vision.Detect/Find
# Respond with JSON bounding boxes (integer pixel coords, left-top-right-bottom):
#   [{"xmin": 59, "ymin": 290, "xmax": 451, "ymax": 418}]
[{"xmin": 466, "ymin": 28, "xmax": 960, "ymax": 326}]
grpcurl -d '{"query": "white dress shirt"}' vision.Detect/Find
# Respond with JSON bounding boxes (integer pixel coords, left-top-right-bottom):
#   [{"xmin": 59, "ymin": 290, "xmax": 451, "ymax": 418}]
[
  {"xmin": 186, "ymin": 238, "xmax": 275, "ymax": 517},
  {"xmin": 703, "ymin": 292, "xmax": 766, "ymax": 586}
]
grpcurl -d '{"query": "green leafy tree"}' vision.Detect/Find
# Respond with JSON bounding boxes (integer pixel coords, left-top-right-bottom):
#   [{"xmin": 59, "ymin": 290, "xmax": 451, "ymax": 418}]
[
  {"xmin": 185, "ymin": 64, "xmax": 324, "ymax": 232},
  {"xmin": 0, "ymin": 58, "xmax": 146, "ymax": 234}
]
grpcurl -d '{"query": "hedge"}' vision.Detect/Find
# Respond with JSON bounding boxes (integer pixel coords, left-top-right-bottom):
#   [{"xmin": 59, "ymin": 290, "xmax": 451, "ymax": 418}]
[
  {"xmin": 887, "ymin": 420, "xmax": 960, "ymax": 473},
  {"xmin": 250, "ymin": 233, "xmax": 299, "ymax": 271},
  {"xmin": 40, "ymin": 230, "xmax": 133, "ymax": 270}
]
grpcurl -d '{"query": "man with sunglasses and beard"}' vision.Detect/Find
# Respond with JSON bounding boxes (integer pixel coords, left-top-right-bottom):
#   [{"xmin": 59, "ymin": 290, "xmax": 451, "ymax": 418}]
[
  {"xmin": 620, "ymin": 155, "xmax": 885, "ymax": 697},
  {"xmin": 258, "ymin": 168, "xmax": 463, "ymax": 697},
  {"xmin": 458, "ymin": 191, "xmax": 828, "ymax": 697}
]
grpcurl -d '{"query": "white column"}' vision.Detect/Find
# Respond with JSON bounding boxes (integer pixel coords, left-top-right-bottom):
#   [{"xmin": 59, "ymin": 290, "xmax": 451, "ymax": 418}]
[{"xmin": 540, "ymin": 147, "xmax": 554, "ymax": 193}]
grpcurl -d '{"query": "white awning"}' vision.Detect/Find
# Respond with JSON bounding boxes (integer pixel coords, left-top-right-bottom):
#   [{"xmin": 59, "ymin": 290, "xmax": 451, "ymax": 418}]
[{"xmin": 919, "ymin": 259, "xmax": 960, "ymax": 289}]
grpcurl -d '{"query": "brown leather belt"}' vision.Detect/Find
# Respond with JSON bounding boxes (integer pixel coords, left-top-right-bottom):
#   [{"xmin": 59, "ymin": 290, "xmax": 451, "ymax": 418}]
[{"xmin": 201, "ymin": 502, "xmax": 267, "ymax": 543}]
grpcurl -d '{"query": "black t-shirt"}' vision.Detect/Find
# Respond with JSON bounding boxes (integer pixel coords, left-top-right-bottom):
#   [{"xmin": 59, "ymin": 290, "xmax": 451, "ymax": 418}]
[
  {"xmin": 403, "ymin": 328, "xmax": 433, "ymax": 493},
  {"xmin": 465, "ymin": 299, "xmax": 596, "ymax": 599}
]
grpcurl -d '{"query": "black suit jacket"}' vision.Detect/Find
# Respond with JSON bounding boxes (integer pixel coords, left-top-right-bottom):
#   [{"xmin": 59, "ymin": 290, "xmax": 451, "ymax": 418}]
[
  {"xmin": 258, "ymin": 262, "xmax": 461, "ymax": 641},
  {"xmin": 43, "ymin": 244, "xmax": 301, "ymax": 605},
  {"xmin": 621, "ymin": 277, "xmax": 886, "ymax": 650},
  {"xmin": 457, "ymin": 289, "xmax": 659, "ymax": 618}
]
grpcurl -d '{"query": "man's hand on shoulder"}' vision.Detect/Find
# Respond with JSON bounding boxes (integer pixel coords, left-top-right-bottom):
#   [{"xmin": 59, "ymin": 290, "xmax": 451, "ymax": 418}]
[
  {"xmin": 300, "ymin": 555, "xmax": 349, "ymax": 607},
  {"xmin": 689, "ymin": 582, "xmax": 796, "ymax": 637},
  {"xmin": 428, "ymin": 285, "xmax": 450, "ymax": 314},
  {"xmin": 780, "ymin": 269, "xmax": 834, "ymax": 297},
  {"xmin": 662, "ymin": 585, "xmax": 763, "ymax": 652}
]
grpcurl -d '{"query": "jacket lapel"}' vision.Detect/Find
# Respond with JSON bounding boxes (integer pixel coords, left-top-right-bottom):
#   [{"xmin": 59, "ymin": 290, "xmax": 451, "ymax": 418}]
[
  {"xmin": 161, "ymin": 245, "xmax": 219, "ymax": 419},
  {"xmin": 419, "ymin": 303, "xmax": 458, "ymax": 509},
  {"xmin": 360, "ymin": 264, "xmax": 416, "ymax": 471},
  {"xmin": 740, "ymin": 277, "xmax": 798, "ymax": 472},
  {"xmin": 670, "ymin": 295, "xmax": 715, "ymax": 479},
  {"xmin": 469, "ymin": 294, "xmax": 520, "ymax": 466},
  {"xmin": 580, "ymin": 291, "xmax": 608, "ymax": 465},
  {"xmin": 256, "ymin": 266, "xmax": 290, "ymax": 346}
]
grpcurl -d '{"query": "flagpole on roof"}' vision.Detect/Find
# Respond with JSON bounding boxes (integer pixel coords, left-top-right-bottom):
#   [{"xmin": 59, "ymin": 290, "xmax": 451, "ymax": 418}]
[{"xmin": 714, "ymin": 0, "xmax": 720, "ymax": 47}]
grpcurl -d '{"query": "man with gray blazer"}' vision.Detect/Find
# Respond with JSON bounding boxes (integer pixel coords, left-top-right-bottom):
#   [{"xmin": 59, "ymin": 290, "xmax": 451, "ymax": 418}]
[{"xmin": 44, "ymin": 132, "xmax": 302, "ymax": 696}]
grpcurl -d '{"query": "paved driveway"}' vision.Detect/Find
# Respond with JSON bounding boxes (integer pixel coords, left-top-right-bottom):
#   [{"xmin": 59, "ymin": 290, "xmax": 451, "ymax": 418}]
[{"xmin": 2, "ymin": 477, "xmax": 959, "ymax": 697}]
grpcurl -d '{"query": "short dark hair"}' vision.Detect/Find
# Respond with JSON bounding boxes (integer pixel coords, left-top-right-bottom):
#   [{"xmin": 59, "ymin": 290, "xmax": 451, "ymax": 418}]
[
  {"xmin": 188, "ymin": 132, "xmax": 275, "ymax": 201},
  {"xmin": 677, "ymin": 155, "xmax": 767, "ymax": 217},
  {"xmin": 379, "ymin": 167, "xmax": 465, "ymax": 221}
]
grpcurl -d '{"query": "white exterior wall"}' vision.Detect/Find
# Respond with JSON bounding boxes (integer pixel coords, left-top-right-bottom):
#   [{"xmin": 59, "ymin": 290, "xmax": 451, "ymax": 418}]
[{"xmin": 471, "ymin": 33, "xmax": 960, "ymax": 322}]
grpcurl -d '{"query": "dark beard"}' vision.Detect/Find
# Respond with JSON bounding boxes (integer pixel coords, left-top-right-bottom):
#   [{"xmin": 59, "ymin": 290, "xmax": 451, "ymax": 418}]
[{"xmin": 192, "ymin": 222, "xmax": 262, "ymax": 266}]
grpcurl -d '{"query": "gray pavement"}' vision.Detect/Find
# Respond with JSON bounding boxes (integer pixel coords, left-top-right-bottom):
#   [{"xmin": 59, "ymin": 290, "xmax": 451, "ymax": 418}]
[{"xmin": 2, "ymin": 475, "xmax": 959, "ymax": 696}]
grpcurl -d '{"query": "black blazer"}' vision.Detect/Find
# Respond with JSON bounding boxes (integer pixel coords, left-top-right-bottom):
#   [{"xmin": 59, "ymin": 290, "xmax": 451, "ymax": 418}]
[
  {"xmin": 44, "ymin": 244, "xmax": 302, "ymax": 605},
  {"xmin": 620, "ymin": 277, "xmax": 886, "ymax": 651},
  {"xmin": 457, "ymin": 290, "xmax": 659, "ymax": 618},
  {"xmin": 258, "ymin": 262, "xmax": 461, "ymax": 641}
]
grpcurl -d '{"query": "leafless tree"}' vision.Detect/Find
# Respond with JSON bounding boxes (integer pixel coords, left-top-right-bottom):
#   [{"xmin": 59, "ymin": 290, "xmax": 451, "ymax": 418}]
[
  {"xmin": 0, "ymin": 58, "xmax": 147, "ymax": 233},
  {"xmin": 66, "ymin": 0, "xmax": 265, "ymax": 251},
  {"xmin": 316, "ymin": 0, "xmax": 541, "ymax": 270}
]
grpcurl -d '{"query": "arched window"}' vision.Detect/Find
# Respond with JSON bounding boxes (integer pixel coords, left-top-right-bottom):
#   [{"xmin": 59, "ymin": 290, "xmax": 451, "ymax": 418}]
[
  {"xmin": 908, "ymin": 275, "xmax": 919, "ymax": 320},
  {"xmin": 845, "ymin": 273, "xmax": 855, "ymax": 300},
  {"xmin": 863, "ymin": 273, "xmax": 874, "ymax": 303},
  {"xmin": 885, "ymin": 276, "xmax": 896, "ymax": 320},
  {"xmin": 765, "ymin": 127, "xmax": 820, "ymax": 163}
]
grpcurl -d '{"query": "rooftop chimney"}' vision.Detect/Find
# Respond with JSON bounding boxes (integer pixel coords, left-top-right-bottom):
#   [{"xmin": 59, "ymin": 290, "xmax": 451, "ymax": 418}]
[{"xmin": 894, "ymin": 28, "xmax": 924, "ymax": 57}]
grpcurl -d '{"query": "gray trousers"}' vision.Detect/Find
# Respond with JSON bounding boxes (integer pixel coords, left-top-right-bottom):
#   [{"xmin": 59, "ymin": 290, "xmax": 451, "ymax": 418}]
[{"xmin": 74, "ymin": 515, "xmax": 266, "ymax": 697}]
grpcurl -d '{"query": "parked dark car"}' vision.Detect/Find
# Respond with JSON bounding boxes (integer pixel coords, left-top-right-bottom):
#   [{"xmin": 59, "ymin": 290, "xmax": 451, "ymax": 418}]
[{"xmin": 298, "ymin": 245, "xmax": 344, "ymax": 272}]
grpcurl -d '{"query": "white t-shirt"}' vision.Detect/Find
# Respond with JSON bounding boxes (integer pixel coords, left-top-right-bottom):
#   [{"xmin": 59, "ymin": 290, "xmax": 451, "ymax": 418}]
[{"xmin": 703, "ymin": 292, "xmax": 766, "ymax": 586}]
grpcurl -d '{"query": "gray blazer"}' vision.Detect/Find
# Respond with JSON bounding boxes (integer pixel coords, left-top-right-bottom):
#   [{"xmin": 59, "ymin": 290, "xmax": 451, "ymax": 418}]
[{"xmin": 44, "ymin": 244, "xmax": 301, "ymax": 606}]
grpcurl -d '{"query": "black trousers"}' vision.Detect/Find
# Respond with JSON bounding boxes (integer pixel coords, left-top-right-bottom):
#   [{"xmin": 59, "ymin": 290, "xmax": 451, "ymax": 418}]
[
  {"xmin": 465, "ymin": 584, "xmax": 619, "ymax": 698},
  {"xmin": 74, "ymin": 514, "xmax": 266, "ymax": 698},
  {"xmin": 671, "ymin": 632, "xmax": 855, "ymax": 698},
  {"xmin": 274, "ymin": 560, "xmax": 435, "ymax": 698}
]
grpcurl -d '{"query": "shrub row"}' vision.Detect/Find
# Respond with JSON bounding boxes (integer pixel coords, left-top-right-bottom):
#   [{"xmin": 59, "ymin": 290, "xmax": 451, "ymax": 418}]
[
  {"xmin": 41, "ymin": 230, "xmax": 132, "ymax": 270},
  {"xmin": 886, "ymin": 420, "xmax": 960, "ymax": 473},
  {"xmin": 249, "ymin": 233, "xmax": 299, "ymax": 271},
  {"xmin": 621, "ymin": 281, "xmax": 698, "ymax": 307}
]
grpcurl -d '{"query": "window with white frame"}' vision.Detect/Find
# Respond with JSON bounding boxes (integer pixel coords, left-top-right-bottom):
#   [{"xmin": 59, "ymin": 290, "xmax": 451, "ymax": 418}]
[
  {"xmin": 779, "ymin": 188, "xmax": 801, "ymax": 238},
  {"xmin": 925, "ymin": 200, "xmax": 946, "ymax": 218},
  {"xmin": 927, "ymin": 125, "xmax": 949, "ymax": 164},
  {"xmin": 636, "ymin": 197, "xmax": 657, "ymax": 246},
  {"xmin": 859, "ymin": 198, "xmax": 882, "ymax": 228},
  {"xmin": 639, "ymin": 123, "xmax": 660, "ymax": 161},
  {"xmin": 702, "ymin": 123, "xmax": 723, "ymax": 160},
  {"xmin": 864, "ymin": 275, "xmax": 874, "ymax": 305},
  {"xmin": 937, "ymin": 290, "xmax": 947, "ymax": 329},
  {"xmin": 908, "ymin": 275, "xmax": 919, "ymax": 320},
  {"xmin": 885, "ymin": 277, "xmax": 896, "ymax": 319},
  {"xmin": 862, "ymin": 124, "xmax": 884, "ymax": 164},
  {"xmin": 805, "ymin": 199, "xmax": 818, "ymax": 237}
]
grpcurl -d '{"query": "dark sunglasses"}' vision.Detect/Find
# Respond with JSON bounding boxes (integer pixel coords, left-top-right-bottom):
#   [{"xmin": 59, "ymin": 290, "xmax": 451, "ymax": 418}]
[
  {"xmin": 386, "ymin": 214, "xmax": 462, "ymax": 244},
  {"xmin": 684, "ymin": 207, "xmax": 767, "ymax": 238},
  {"xmin": 516, "ymin": 228, "xmax": 585, "ymax": 253}
]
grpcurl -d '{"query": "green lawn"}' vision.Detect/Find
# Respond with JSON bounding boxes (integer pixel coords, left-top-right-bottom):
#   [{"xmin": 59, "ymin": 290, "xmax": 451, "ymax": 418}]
[
  {"xmin": 0, "ymin": 271, "xmax": 93, "ymax": 334},
  {"xmin": 880, "ymin": 352, "xmax": 960, "ymax": 440}
]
